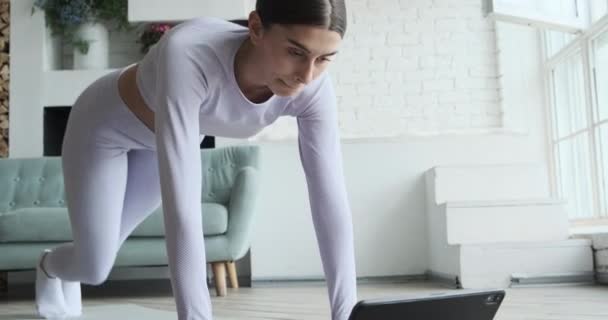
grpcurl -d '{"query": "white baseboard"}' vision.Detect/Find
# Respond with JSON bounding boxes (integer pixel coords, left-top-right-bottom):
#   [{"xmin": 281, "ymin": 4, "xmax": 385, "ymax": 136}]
[{"xmin": 510, "ymin": 272, "xmax": 596, "ymax": 287}]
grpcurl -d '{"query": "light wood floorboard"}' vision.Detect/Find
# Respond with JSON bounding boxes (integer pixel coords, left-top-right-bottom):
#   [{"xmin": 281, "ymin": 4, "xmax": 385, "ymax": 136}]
[{"xmin": 0, "ymin": 281, "xmax": 607, "ymax": 319}]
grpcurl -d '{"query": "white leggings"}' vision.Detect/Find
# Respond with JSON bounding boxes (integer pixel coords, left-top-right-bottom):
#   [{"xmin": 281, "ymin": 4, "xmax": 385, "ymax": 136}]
[{"xmin": 44, "ymin": 68, "xmax": 213, "ymax": 314}]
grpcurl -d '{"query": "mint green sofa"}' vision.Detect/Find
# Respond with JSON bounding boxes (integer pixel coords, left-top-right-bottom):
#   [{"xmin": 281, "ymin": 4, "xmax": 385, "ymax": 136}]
[{"xmin": 0, "ymin": 145, "xmax": 260, "ymax": 296}]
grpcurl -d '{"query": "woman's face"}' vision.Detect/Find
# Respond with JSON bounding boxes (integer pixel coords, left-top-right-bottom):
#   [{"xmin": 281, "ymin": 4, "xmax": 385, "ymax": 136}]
[{"xmin": 251, "ymin": 21, "xmax": 342, "ymax": 97}]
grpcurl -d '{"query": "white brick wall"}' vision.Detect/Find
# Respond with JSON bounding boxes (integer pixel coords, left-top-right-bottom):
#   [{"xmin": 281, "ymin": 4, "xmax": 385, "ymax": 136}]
[{"xmin": 254, "ymin": 0, "xmax": 502, "ymax": 140}]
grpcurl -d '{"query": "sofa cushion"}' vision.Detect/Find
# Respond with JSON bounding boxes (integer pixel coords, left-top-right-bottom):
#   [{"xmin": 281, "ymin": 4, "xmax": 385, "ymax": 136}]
[
  {"xmin": 0, "ymin": 203, "xmax": 229, "ymax": 243},
  {"xmin": 0, "ymin": 207, "xmax": 72, "ymax": 243},
  {"xmin": 131, "ymin": 203, "xmax": 228, "ymax": 238}
]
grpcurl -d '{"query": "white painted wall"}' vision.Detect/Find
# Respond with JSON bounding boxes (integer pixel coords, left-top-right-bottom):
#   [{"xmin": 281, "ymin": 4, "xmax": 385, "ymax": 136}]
[
  {"xmin": 240, "ymin": 133, "xmax": 550, "ymax": 280},
  {"xmin": 9, "ymin": 0, "xmax": 551, "ymax": 281}
]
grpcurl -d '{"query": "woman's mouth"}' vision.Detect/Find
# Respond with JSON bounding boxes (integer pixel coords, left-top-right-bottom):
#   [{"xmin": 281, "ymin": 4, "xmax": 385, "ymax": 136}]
[{"xmin": 280, "ymin": 79, "xmax": 296, "ymax": 89}]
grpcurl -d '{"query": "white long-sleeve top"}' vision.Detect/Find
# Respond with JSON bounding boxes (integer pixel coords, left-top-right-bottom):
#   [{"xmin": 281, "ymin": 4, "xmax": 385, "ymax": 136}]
[{"xmin": 136, "ymin": 17, "xmax": 357, "ymax": 320}]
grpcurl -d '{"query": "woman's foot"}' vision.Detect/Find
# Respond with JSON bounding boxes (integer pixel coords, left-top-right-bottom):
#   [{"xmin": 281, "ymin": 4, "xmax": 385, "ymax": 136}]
[
  {"xmin": 35, "ymin": 249, "xmax": 67, "ymax": 318},
  {"xmin": 62, "ymin": 280, "xmax": 82, "ymax": 317}
]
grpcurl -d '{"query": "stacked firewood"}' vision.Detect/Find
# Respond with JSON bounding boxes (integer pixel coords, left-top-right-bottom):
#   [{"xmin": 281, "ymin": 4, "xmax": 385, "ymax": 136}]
[{"xmin": 0, "ymin": 0, "xmax": 8, "ymax": 158}]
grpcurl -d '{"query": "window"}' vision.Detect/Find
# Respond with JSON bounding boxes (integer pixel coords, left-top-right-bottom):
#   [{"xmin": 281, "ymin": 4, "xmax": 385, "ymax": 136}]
[
  {"xmin": 486, "ymin": 0, "xmax": 590, "ymax": 33},
  {"xmin": 545, "ymin": 31, "xmax": 577, "ymax": 57},
  {"xmin": 595, "ymin": 31, "xmax": 608, "ymax": 123},
  {"xmin": 550, "ymin": 52, "xmax": 596, "ymax": 219},
  {"xmin": 552, "ymin": 53, "xmax": 587, "ymax": 139},
  {"xmin": 545, "ymin": 26, "xmax": 608, "ymax": 223},
  {"xmin": 592, "ymin": 30, "xmax": 608, "ymax": 217},
  {"xmin": 487, "ymin": 0, "xmax": 608, "ymax": 223},
  {"xmin": 596, "ymin": 125, "xmax": 607, "ymax": 216},
  {"xmin": 591, "ymin": 0, "xmax": 608, "ymax": 23}
]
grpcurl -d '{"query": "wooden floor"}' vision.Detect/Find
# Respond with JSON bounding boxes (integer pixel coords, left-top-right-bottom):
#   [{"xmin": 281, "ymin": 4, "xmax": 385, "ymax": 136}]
[{"xmin": 1, "ymin": 280, "xmax": 607, "ymax": 319}]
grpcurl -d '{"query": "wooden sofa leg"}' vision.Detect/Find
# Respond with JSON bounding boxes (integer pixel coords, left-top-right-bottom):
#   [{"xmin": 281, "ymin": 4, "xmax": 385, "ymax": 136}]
[
  {"xmin": 211, "ymin": 262, "xmax": 227, "ymax": 297},
  {"xmin": 226, "ymin": 261, "xmax": 239, "ymax": 289},
  {"xmin": 0, "ymin": 271, "xmax": 7, "ymax": 293}
]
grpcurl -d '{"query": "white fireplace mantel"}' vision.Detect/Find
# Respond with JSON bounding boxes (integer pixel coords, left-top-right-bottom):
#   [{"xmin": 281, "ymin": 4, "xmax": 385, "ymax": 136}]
[{"xmin": 128, "ymin": 0, "xmax": 252, "ymax": 22}]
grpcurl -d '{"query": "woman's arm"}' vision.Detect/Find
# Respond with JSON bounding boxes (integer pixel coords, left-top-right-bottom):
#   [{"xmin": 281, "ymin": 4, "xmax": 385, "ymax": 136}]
[
  {"xmin": 296, "ymin": 75, "xmax": 358, "ymax": 320},
  {"xmin": 153, "ymin": 31, "xmax": 213, "ymax": 319}
]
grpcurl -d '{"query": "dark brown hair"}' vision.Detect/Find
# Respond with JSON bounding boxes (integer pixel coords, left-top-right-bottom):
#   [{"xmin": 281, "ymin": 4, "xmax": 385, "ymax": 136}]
[{"xmin": 255, "ymin": 0, "xmax": 347, "ymax": 38}]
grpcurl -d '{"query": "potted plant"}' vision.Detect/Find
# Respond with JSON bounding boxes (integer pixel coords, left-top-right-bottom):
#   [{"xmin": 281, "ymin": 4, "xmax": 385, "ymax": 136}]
[{"xmin": 32, "ymin": 0, "xmax": 131, "ymax": 70}]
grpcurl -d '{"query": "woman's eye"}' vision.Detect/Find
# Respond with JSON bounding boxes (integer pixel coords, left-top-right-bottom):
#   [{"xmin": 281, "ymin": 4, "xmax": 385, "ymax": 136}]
[
  {"xmin": 315, "ymin": 56, "xmax": 332, "ymax": 63},
  {"xmin": 289, "ymin": 49, "xmax": 305, "ymax": 57}
]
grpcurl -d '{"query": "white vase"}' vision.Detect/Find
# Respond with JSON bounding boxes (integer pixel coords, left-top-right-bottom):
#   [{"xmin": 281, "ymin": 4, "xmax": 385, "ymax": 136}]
[
  {"xmin": 73, "ymin": 22, "xmax": 109, "ymax": 70},
  {"xmin": 43, "ymin": 27, "xmax": 62, "ymax": 70}
]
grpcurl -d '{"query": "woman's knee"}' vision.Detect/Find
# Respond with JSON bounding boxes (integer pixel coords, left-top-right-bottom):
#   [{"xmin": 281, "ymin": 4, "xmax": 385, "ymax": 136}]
[
  {"xmin": 76, "ymin": 248, "xmax": 118, "ymax": 285},
  {"xmin": 80, "ymin": 258, "xmax": 115, "ymax": 285}
]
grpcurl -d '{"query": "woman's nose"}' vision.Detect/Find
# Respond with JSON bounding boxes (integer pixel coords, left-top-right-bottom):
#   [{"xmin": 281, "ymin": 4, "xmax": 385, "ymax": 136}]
[{"xmin": 296, "ymin": 61, "xmax": 315, "ymax": 84}]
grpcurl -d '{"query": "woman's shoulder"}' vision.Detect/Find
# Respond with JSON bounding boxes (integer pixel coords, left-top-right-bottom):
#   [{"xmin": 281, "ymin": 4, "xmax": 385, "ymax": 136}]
[
  {"xmin": 155, "ymin": 17, "xmax": 246, "ymax": 73},
  {"xmin": 166, "ymin": 17, "xmax": 247, "ymax": 44}
]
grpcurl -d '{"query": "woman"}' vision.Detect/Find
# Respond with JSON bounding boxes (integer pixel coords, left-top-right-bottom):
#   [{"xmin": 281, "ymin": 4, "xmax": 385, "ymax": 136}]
[{"xmin": 35, "ymin": 1, "xmax": 357, "ymax": 319}]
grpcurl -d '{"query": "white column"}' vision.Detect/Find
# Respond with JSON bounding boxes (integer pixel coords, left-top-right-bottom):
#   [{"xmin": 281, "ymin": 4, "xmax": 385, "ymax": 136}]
[{"xmin": 10, "ymin": 0, "xmax": 45, "ymax": 157}]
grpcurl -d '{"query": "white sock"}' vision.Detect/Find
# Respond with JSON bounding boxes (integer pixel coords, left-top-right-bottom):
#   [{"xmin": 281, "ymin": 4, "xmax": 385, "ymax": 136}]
[
  {"xmin": 35, "ymin": 249, "xmax": 67, "ymax": 319},
  {"xmin": 62, "ymin": 280, "xmax": 82, "ymax": 317}
]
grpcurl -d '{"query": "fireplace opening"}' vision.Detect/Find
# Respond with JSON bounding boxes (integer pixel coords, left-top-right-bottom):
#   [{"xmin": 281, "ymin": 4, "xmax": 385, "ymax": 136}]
[{"xmin": 43, "ymin": 106, "xmax": 215, "ymax": 156}]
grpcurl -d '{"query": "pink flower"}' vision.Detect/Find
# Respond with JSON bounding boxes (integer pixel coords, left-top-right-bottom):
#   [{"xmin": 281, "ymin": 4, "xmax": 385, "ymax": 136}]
[{"xmin": 150, "ymin": 23, "xmax": 171, "ymax": 34}]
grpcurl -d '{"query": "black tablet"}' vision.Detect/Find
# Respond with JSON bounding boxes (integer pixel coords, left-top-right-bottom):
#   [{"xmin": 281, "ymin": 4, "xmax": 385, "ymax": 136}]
[{"xmin": 348, "ymin": 290, "xmax": 505, "ymax": 320}]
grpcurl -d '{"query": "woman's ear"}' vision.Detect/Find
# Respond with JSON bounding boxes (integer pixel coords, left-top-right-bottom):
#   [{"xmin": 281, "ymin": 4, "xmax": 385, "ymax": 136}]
[{"xmin": 248, "ymin": 11, "xmax": 265, "ymax": 45}]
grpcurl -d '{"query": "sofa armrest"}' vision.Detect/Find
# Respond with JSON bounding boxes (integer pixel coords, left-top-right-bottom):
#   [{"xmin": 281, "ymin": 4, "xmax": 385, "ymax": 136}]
[{"xmin": 226, "ymin": 166, "xmax": 259, "ymax": 259}]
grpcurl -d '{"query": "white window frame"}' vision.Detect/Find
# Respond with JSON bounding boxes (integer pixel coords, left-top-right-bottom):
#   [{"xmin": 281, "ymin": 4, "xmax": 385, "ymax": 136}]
[
  {"xmin": 486, "ymin": 0, "xmax": 590, "ymax": 34},
  {"xmin": 485, "ymin": 0, "xmax": 608, "ymax": 225},
  {"xmin": 542, "ymin": 14, "xmax": 608, "ymax": 226}
]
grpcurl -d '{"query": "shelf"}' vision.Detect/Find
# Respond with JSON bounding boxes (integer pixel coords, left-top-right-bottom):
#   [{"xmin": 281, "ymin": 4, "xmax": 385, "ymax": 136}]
[
  {"xmin": 42, "ymin": 69, "xmax": 120, "ymax": 107},
  {"xmin": 127, "ymin": 0, "xmax": 250, "ymax": 22}
]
